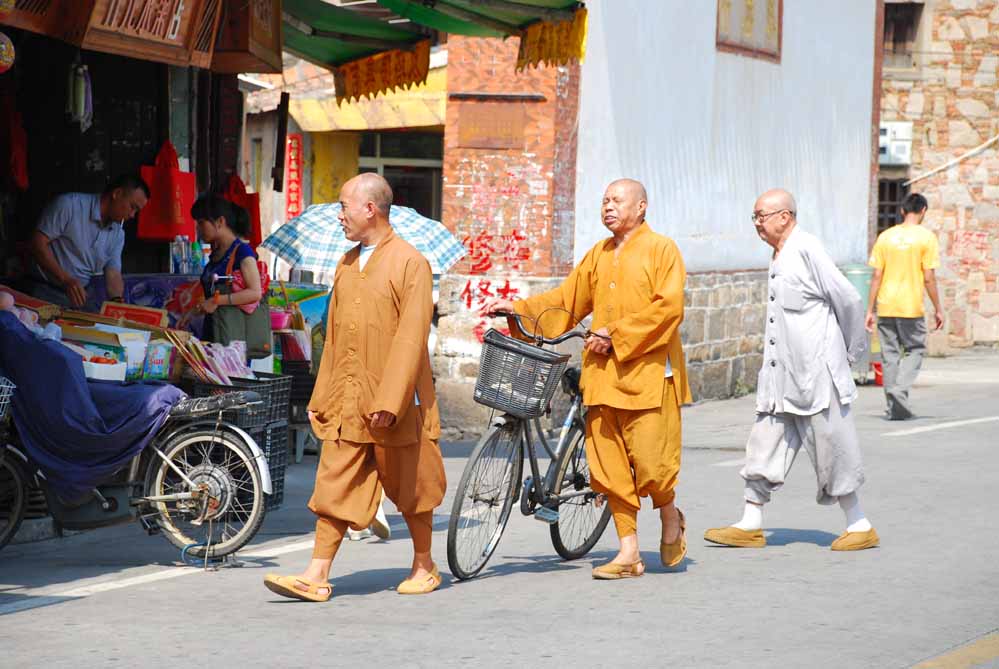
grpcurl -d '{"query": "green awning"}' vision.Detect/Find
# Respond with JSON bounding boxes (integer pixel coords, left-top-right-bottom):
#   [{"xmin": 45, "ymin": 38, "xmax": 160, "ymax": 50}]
[
  {"xmin": 376, "ymin": 0, "xmax": 582, "ymax": 37},
  {"xmin": 282, "ymin": 0, "xmax": 428, "ymax": 68}
]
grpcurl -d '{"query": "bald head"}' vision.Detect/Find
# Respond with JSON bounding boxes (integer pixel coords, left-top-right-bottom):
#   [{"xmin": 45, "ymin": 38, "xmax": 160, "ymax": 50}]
[
  {"xmin": 608, "ymin": 178, "xmax": 648, "ymax": 204},
  {"xmin": 346, "ymin": 172, "xmax": 393, "ymax": 217},
  {"xmin": 602, "ymin": 178, "xmax": 649, "ymax": 240},
  {"xmin": 752, "ymin": 188, "xmax": 798, "ymax": 251},
  {"xmin": 755, "ymin": 189, "xmax": 797, "ymax": 218}
]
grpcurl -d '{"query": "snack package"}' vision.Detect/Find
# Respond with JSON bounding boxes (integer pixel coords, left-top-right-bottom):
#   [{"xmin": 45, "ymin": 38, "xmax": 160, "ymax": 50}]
[{"xmin": 143, "ymin": 340, "xmax": 178, "ymax": 381}]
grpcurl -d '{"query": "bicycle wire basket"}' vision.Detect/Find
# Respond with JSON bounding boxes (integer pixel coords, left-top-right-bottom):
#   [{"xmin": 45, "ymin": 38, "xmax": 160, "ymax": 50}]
[
  {"xmin": 0, "ymin": 376, "xmax": 14, "ymax": 421},
  {"xmin": 474, "ymin": 329, "xmax": 570, "ymax": 419}
]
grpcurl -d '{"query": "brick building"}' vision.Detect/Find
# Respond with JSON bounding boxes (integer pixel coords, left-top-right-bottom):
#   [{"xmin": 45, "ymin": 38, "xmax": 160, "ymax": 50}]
[
  {"xmin": 878, "ymin": 0, "xmax": 999, "ymax": 351},
  {"xmin": 435, "ymin": 1, "xmax": 880, "ymax": 438}
]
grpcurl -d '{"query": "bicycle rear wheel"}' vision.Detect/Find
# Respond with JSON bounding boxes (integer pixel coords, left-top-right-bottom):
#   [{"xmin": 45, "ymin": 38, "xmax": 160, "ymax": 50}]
[
  {"xmin": 0, "ymin": 451, "xmax": 28, "ymax": 551},
  {"xmin": 550, "ymin": 424, "xmax": 611, "ymax": 560},
  {"xmin": 447, "ymin": 422, "xmax": 523, "ymax": 580}
]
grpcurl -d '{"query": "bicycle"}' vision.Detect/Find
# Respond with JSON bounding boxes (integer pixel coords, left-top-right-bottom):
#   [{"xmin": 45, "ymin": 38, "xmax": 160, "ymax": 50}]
[{"xmin": 446, "ymin": 312, "xmax": 612, "ymax": 581}]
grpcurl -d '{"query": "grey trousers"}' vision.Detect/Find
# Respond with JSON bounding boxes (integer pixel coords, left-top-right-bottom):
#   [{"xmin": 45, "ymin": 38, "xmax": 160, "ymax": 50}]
[
  {"xmin": 741, "ymin": 379, "xmax": 865, "ymax": 505},
  {"xmin": 877, "ymin": 316, "xmax": 926, "ymax": 419}
]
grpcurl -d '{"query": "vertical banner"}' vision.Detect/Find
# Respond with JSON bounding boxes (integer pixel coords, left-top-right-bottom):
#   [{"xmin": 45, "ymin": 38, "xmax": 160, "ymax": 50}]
[{"xmin": 285, "ymin": 133, "xmax": 303, "ymax": 221}]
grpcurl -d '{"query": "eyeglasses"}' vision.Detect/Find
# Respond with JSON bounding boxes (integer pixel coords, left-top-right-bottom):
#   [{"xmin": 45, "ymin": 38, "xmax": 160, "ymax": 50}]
[{"xmin": 751, "ymin": 209, "xmax": 792, "ymax": 223}]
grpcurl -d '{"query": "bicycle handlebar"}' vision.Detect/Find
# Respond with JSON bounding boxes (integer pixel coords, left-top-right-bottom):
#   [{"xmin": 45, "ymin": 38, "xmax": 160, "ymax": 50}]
[{"xmin": 498, "ymin": 312, "xmax": 594, "ymax": 347}]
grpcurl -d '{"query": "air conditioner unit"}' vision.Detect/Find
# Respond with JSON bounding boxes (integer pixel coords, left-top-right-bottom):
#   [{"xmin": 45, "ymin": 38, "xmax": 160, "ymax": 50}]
[{"xmin": 879, "ymin": 121, "xmax": 913, "ymax": 166}]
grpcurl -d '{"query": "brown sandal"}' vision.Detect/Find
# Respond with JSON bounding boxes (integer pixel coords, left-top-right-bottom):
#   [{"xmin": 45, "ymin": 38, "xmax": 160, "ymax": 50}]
[
  {"xmin": 592, "ymin": 559, "xmax": 645, "ymax": 580},
  {"xmin": 397, "ymin": 564, "xmax": 441, "ymax": 595},
  {"xmin": 660, "ymin": 508, "xmax": 687, "ymax": 568},
  {"xmin": 263, "ymin": 574, "xmax": 333, "ymax": 602}
]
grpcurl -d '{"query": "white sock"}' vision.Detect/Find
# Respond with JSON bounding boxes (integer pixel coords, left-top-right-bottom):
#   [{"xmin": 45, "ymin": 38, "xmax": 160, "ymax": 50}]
[
  {"xmin": 733, "ymin": 502, "xmax": 763, "ymax": 531},
  {"xmin": 839, "ymin": 492, "xmax": 872, "ymax": 533}
]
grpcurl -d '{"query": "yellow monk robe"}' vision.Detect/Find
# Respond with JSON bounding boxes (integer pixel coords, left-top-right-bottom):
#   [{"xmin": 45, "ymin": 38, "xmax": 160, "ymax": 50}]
[
  {"xmin": 511, "ymin": 222, "xmax": 691, "ymax": 537},
  {"xmin": 307, "ymin": 231, "xmax": 446, "ymax": 558}
]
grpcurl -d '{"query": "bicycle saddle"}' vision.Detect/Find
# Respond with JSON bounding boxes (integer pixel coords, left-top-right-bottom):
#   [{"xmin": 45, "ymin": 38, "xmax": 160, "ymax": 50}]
[{"xmin": 561, "ymin": 367, "xmax": 581, "ymax": 396}]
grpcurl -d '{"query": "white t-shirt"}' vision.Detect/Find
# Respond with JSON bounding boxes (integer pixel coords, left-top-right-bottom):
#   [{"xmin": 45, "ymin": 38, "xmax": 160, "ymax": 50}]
[
  {"xmin": 665, "ymin": 355, "xmax": 673, "ymax": 378},
  {"xmin": 358, "ymin": 244, "xmax": 376, "ymax": 270}
]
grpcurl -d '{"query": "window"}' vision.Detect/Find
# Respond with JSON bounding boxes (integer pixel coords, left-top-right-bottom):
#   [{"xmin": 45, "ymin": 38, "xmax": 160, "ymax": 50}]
[
  {"xmin": 716, "ymin": 0, "xmax": 782, "ymax": 64},
  {"xmin": 883, "ymin": 2, "xmax": 924, "ymax": 69},
  {"xmin": 358, "ymin": 131, "xmax": 444, "ymax": 220},
  {"xmin": 877, "ymin": 179, "xmax": 909, "ymax": 234}
]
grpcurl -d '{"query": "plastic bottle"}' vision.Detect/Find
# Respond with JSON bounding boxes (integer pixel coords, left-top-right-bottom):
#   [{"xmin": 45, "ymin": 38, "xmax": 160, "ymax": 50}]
[
  {"xmin": 202, "ymin": 245, "xmax": 212, "ymax": 269},
  {"xmin": 180, "ymin": 236, "xmax": 191, "ymax": 275},
  {"xmin": 170, "ymin": 236, "xmax": 183, "ymax": 274},
  {"xmin": 191, "ymin": 238, "xmax": 202, "ymax": 274}
]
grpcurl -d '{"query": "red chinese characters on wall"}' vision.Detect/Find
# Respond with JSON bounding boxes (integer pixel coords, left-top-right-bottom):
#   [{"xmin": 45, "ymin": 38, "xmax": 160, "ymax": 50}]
[
  {"xmin": 462, "ymin": 230, "xmax": 531, "ymax": 275},
  {"xmin": 285, "ymin": 133, "xmax": 303, "ymax": 221},
  {"xmin": 460, "ymin": 279, "xmax": 520, "ymax": 343}
]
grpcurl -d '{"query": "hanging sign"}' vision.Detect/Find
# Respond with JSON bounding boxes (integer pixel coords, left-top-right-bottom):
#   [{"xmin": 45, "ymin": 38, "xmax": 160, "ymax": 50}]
[
  {"xmin": 285, "ymin": 133, "xmax": 303, "ymax": 221},
  {"xmin": 334, "ymin": 39, "xmax": 431, "ymax": 105}
]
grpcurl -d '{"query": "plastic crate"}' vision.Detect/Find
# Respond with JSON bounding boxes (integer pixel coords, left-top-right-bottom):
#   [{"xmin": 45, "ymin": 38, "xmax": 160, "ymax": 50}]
[
  {"xmin": 283, "ymin": 361, "xmax": 315, "ymax": 403},
  {"xmin": 252, "ymin": 372, "xmax": 292, "ymax": 422},
  {"xmin": 249, "ymin": 420, "xmax": 288, "ymax": 511},
  {"xmin": 190, "ymin": 376, "xmax": 273, "ymax": 430}
]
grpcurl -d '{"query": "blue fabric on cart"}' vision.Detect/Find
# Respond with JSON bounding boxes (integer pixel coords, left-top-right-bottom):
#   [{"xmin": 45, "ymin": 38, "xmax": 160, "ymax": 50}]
[{"xmin": 0, "ymin": 311, "xmax": 184, "ymax": 499}]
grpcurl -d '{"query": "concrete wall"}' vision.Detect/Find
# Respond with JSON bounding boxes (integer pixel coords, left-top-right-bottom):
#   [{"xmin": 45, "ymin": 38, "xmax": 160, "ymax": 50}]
[
  {"xmin": 573, "ymin": 0, "xmax": 877, "ymax": 270},
  {"xmin": 880, "ymin": 0, "xmax": 999, "ymax": 350}
]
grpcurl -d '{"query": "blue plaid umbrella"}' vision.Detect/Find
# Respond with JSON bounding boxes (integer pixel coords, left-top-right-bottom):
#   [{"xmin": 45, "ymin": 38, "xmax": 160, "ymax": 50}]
[{"xmin": 261, "ymin": 203, "xmax": 466, "ymax": 275}]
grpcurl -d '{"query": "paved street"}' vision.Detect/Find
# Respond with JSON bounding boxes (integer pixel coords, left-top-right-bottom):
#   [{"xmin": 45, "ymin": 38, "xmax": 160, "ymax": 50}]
[{"xmin": 2, "ymin": 353, "xmax": 999, "ymax": 668}]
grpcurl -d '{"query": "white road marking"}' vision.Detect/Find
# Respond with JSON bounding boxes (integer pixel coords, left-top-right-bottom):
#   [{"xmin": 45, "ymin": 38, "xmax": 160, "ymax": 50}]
[
  {"xmin": 882, "ymin": 416, "xmax": 999, "ymax": 437},
  {"xmin": 0, "ymin": 515, "xmax": 451, "ymax": 616},
  {"xmin": 712, "ymin": 458, "xmax": 745, "ymax": 467}
]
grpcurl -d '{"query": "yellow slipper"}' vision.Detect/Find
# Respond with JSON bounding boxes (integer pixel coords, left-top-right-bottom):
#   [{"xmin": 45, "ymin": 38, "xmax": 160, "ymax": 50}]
[
  {"xmin": 704, "ymin": 525, "xmax": 766, "ymax": 548},
  {"xmin": 397, "ymin": 564, "xmax": 441, "ymax": 595},
  {"xmin": 592, "ymin": 559, "xmax": 645, "ymax": 580},
  {"xmin": 661, "ymin": 508, "xmax": 687, "ymax": 568},
  {"xmin": 263, "ymin": 574, "xmax": 333, "ymax": 602},
  {"xmin": 831, "ymin": 528, "xmax": 879, "ymax": 551}
]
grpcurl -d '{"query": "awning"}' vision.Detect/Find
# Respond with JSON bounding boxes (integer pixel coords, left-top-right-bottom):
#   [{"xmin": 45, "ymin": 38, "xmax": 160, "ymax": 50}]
[
  {"xmin": 282, "ymin": 0, "xmax": 435, "ymax": 103},
  {"xmin": 375, "ymin": 0, "xmax": 587, "ymax": 70},
  {"xmin": 244, "ymin": 53, "xmax": 446, "ymax": 132}
]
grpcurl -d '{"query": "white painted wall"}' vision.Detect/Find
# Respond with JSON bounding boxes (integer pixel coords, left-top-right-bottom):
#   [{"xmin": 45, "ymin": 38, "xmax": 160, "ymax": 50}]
[{"xmin": 573, "ymin": 0, "xmax": 876, "ymax": 270}]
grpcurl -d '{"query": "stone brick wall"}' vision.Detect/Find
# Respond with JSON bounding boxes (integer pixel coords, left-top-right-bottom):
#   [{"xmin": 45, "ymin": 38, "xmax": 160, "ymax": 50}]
[
  {"xmin": 682, "ymin": 271, "xmax": 768, "ymax": 401},
  {"xmin": 880, "ymin": 1, "xmax": 999, "ymax": 350}
]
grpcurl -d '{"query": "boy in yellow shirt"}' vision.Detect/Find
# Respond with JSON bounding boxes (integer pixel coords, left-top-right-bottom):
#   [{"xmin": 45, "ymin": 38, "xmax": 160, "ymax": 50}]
[{"xmin": 865, "ymin": 193, "xmax": 943, "ymax": 420}]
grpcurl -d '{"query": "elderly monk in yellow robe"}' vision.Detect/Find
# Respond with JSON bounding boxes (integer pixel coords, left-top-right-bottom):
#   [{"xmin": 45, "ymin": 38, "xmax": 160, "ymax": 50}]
[
  {"xmin": 481, "ymin": 178, "xmax": 692, "ymax": 579},
  {"xmin": 264, "ymin": 173, "xmax": 446, "ymax": 601}
]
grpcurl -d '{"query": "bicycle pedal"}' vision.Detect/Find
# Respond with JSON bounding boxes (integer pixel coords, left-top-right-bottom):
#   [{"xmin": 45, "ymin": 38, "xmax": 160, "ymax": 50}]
[{"xmin": 534, "ymin": 505, "xmax": 559, "ymax": 524}]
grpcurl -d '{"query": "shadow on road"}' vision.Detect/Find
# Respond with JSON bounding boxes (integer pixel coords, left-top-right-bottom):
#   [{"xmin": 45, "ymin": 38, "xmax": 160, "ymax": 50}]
[{"xmin": 764, "ymin": 528, "xmax": 838, "ymax": 546}]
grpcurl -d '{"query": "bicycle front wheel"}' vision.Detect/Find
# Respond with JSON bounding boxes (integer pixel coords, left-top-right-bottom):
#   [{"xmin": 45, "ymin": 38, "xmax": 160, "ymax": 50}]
[
  {"xmin": 550, "ymin": 423, "xmax": 611, "ymax": 560},
  {"xmin": 145, "ymin": 429, "xmax": 266, "ymax": 559},
  {"xmin": 447, "ymin": 421, "xmax": 523, "ymax": 580}
]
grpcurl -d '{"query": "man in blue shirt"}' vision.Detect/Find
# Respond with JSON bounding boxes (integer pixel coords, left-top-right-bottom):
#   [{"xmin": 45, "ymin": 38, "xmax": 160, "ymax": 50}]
[{"xmin": 29, "ymin": 174, "xmax": 150, "ymax": 307}]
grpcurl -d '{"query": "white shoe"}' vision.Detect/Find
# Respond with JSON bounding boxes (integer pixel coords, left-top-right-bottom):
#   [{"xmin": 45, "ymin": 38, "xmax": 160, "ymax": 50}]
[
  {"xmin": 371, "ymin": 502, "xmax": 391, "ymax": 540},
  {"xmin": 347, "ymin": 527, "xmax": 372, "ymax": 541}
]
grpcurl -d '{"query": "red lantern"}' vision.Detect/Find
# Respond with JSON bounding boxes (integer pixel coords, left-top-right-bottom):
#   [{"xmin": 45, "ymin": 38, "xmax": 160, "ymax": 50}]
[{"xmin": 0, "ymin": 33, "xmax": 14, "ymax": 75}]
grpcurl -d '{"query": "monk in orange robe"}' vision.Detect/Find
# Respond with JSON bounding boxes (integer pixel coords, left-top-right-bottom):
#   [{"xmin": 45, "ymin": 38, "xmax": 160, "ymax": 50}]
[
  {"xmin": 481, "ymin": 179, "xmax": 692, "ymax": 579},
  {"xmin": 264, "ymin": 173, "xmax": 446, "ymax": 601}
]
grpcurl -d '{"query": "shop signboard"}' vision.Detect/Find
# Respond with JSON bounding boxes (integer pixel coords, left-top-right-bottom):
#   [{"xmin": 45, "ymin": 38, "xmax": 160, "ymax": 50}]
[
  {"xmin": 285, "ymin": 133, "xmax": 303, "ymax": 222},
  {"xmin": 212, "ymin": 0, "xmax": 282, "ymax": 74},
  {"xmin": 0, "ymin": 0, "xmax": 223, "ymax": 68}
]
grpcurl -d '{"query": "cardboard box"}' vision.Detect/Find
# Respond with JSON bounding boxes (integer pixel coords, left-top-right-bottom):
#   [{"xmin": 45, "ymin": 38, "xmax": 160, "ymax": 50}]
[
  {"xmin": 61, "ymin": 324, "xmax": 149, "ymax": 382},
  {"xmin": 100, "ymin": 302, "xmax": 169, "ymax": 327},
  {"xmin": 82, "ymin": 360, "xmax": 127, "ymax": 382}
]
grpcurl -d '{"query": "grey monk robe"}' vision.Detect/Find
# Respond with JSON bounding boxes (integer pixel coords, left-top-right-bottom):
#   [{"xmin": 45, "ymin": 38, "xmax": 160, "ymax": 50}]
[{"xmin": 742, "ymin": 227, "xmax": 867, "ymax": 505}]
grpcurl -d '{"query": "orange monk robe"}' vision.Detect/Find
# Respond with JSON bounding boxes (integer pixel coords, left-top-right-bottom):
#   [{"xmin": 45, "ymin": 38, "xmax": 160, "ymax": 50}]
[
  {"xmin": 511, "ymin": 222, "xmax": 691, "ymax": 537},
  {"xmin": 307, "ymin": 231, "xmax": 445, "ymax": 558}
]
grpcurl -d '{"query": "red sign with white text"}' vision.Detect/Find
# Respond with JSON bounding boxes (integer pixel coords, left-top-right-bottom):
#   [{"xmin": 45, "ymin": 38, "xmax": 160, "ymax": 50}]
[{"xmin": 285, "ymin": 133, "xmax": 303, "ymax": 221}]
